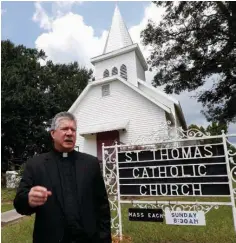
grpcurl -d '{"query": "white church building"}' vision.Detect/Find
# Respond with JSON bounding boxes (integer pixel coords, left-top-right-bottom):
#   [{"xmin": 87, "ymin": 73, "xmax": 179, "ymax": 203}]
[{"xmin": 69, "ymin": 6, "xmax": 187, "ymax": 161}]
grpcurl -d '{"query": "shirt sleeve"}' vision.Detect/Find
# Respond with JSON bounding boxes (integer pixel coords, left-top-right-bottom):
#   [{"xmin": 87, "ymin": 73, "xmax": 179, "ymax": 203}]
[{"xmin": 13, "ymin": 158, "xmax": 37, "ymax": 216}]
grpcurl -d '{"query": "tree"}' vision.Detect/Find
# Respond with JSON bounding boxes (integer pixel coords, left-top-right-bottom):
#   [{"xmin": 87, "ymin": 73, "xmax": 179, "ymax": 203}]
[
  {"xmin": 141, "ymin": 1, "xmax": 236, "ymax": 124},
  {"xmin": 188, "ymin": 122, "xmax": 228, "ymax": 135},
  {"xmin": 1, "ymin": 40, "xmax": 92, "ymax": 170},
  {"xmin": 188, "ymin": 124, "xmax": 206, "ymax": 135},
  {"xmin": 188, "ymin": 122, "xmax": 236, "ymax": 159},
  {"xmin": 188, "ymin": 122, "xmax": 228, "ymax": 144},
  {"xmin": 205, "ymin": 122, "xmax": 228, "ymax": 136}
]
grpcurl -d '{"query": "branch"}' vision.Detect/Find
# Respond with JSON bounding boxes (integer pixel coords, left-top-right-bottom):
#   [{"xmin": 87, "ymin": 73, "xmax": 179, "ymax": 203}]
[{"xmin": 216, "ymin": 2, "xmax": 231, "ymax": 19}]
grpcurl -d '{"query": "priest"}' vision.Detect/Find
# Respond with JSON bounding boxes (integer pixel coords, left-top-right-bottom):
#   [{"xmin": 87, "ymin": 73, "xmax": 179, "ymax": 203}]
[{"xmin": 14, "ymin": 112, "xmax": 111, "ymax": 243}]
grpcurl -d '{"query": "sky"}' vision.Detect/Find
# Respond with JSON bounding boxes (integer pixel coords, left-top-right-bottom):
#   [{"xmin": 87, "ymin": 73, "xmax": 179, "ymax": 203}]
[{"xmin": 1, "ymin": 1, "xmax": 235, "ymax": 137}]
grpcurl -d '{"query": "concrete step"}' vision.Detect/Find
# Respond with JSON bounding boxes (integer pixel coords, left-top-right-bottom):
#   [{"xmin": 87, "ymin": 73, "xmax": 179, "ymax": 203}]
[{"xmin": 1, "ymin": 209, "xmax": 25, "ymax": 226}]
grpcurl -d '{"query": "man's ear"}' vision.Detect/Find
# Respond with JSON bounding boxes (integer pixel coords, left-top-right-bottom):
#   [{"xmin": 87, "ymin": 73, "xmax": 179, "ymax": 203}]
[{"xmin": 50, "ymin": 130, "xmax": 55, "ymax": 139}]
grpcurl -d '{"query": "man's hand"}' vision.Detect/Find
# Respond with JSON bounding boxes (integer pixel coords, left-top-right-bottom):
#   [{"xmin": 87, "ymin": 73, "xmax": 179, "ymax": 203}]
[{"xmin": 28, "ymin": 186, "xmax": 52, "ymax": 207}]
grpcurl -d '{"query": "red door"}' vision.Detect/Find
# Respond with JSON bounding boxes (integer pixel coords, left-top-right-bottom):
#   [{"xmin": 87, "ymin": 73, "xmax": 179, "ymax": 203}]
[{"xmin": 97, "ymin": 130, "xmax": 119, "ymax": 162}]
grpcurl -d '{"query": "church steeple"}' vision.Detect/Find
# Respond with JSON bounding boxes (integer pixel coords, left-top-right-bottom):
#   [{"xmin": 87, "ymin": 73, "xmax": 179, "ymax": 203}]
[
  {"xmin": 103, "ymin": 5, "xmax": 133, "ymax": 54},
  {"xmin": 91, "ymin": 6, "xmax": 148, "ymax": 86}
]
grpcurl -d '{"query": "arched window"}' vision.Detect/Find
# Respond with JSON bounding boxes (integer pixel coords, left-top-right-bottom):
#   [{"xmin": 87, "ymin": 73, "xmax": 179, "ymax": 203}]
[
  {"xmin": 103, "ymin": 69, "xmax": 109, "ymax": 78},
  {"xmin": 112, "ymin": 67, "xmax": 118, "ymax": 75},
  {"xmin": 120, "ymin": 64, "xmax": 127, "ymax": 80}
]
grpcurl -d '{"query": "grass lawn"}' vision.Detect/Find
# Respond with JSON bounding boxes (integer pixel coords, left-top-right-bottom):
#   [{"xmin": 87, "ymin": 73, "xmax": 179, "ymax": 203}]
[
  {"xmin": 2, "ymin": 201, "xmax": 236, "ymax": 243},
  {"xmin": 2, "ymin": 203, "xmax": 14, "ymax": 212},
  {"xmin": 1, "ymin": 188, "xmax": 17, "ymax": 202},
  {"xmin": 2, "ymin": 188, "xmax": 236, "ymax": 242},
  {"xmin": 119, "ymin": 204, "xmax": 236, "ymax": 243},
  {"xmin": 1, "ymin": 188, "xmax": 16, "ymax": 212},
  {"xmin": 1, "ymin": 216, "xmax": 35, "ymax": 243}
]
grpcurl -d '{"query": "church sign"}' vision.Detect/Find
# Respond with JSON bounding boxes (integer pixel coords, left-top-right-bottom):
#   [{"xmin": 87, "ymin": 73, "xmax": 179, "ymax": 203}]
[
  {"xmin": 118, "ymin": 144, "xmax": 229, "ymax": 197},
  {"xmin": 102, "ymin": 129, "xmax": 236, "ymax": 240}
]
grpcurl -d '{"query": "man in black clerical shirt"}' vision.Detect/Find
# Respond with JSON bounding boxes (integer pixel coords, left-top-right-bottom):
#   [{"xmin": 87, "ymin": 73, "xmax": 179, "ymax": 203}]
[{"xmin": 14, "ymin": 112, "xmax": 111, "ymax": 243}]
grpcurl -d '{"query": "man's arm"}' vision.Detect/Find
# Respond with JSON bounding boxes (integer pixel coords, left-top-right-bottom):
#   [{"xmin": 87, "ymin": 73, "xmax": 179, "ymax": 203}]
[
  {"xmin": 13, "ymin": 159, "xmax": 37, "ymax": 215},
  {"xmin": 94, "ymin": 159, "xmax": 112, "ymax": 243}
]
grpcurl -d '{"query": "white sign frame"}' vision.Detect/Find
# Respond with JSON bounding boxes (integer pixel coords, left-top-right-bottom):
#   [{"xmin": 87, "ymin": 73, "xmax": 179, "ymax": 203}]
[{"xmin": 102, "ymin": 125, "xmax": 236, "ymax": 240}]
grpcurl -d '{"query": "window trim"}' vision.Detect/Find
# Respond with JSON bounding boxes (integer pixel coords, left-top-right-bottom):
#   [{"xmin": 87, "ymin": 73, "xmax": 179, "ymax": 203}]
[
  {"xmin": 103, "ymin": 69, "xmax": 110, "ymax": 78},
  {"xmin": 120, "ymin": 64, "xmax": 127, "ymax": 80},
  {"xmin": 112, "ymin": 67, "xmax": 118, "ymax": 76},
  {"xmin": 101, "ymin": 84, "xmax": 110, "ymax": 97}
]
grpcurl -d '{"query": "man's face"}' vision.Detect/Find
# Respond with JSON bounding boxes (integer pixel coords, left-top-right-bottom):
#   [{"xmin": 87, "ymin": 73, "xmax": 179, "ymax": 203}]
[{"xmin": 50, "ymin": 118, "xmax": 76, "ymax": 152}]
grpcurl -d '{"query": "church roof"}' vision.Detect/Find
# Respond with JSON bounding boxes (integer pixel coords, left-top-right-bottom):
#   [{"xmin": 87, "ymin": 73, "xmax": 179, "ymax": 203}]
[
  {"xmin": 137, "ymin": 79, "xmax": 187, "ymax": 129},
  {"xmin": 103, "ymin": 5, "xmax": 133, "ymax": 54},
  {"xmin": 91, "ymin": 43, "xmax": 148, "ymax": 71},
  {"xmin": 79, "ymin": 119, "xmax": 129, "ymax": 136},
  {"xmin": 69, "ymin": 76, "xmax": 187, "ymax": 129}
]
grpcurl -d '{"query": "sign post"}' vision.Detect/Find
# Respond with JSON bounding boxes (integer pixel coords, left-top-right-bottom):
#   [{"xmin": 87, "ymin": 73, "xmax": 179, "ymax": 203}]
[
  {"xmin": 102, "ymin": 125, "xmax": 236, "ymax": 240},
  {"xmin": 222, "ymin": 131, "xmax": 236, "ymax": 232}
]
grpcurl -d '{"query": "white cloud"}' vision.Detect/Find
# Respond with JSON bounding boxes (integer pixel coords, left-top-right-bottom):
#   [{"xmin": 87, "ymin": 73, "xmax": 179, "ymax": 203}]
[
  {"xmin": 55, "ymin": 1, "xmax": 82, "ymax": 10},
  {"xmin": 33, "ymin": 2, "xmax": 107, "ymax": 68},
  {"xmin": 128, "ymin": 3, "xmax": 234, "ymax": 129},
  {"xmin": 51, "ymin": 1, "xmax": 83, "ymax": 17},
  {"xmin": 33, "ymin": 2, "xmax": 52, "ymax": 30},
  {"xmin": 129, "ymin": 2, "xmax": 165, "ymax": 52},
  {"xmin": 32, "ymin": 2, "xmax": 235, "ymax": 130},
  {"xmin": 129, "ymin": 3, "xmax": 166, "ymax": 83},
  {"xmin": 33, "ymin": 2, "xmax": 163, "ymax": 70},
  {"xmin": 128, "ymin": 3, "xmax": 206, "ymax": 126}
]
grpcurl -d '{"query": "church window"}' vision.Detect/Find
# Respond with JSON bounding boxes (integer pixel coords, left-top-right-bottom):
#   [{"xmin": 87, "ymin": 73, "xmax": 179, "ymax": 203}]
[
  {"xmin": 103, "ymin": 69, "xmax": 109, "ymax": 78},
  {"xmin": 102, "ymin": 84, "xmax": 110, "ymax": 97},
  {"xmin": 120, "ymin": 64, "xmax": 127, "ymax": 80},
  {"xmin": 112, "ymin": 67, "xmax": 118, "ymax": 75}
]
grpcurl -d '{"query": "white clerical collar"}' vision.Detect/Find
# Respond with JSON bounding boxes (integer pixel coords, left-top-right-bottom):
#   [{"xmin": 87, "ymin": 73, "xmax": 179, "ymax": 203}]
[{"xmin": 62, "ymin": 152, "xmax": 68, "ymax": 158}]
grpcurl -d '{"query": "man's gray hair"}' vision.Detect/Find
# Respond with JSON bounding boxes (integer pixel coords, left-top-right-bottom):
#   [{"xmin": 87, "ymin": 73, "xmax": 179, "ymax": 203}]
[{"xmin": 50, "ymin": 112, "xmax": 77, "ymax": 131}]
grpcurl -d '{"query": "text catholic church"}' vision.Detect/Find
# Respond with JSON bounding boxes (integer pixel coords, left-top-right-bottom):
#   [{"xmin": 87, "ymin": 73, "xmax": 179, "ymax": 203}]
[{"xmin": 69, "ymin": 6, "xmax": 187, "ymax": 162}]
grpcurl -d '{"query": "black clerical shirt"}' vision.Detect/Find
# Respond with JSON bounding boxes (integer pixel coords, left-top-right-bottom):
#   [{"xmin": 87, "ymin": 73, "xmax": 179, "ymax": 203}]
[{"xmin": 54, "ymin": 150, "xmax": 85, "ymax": 241}]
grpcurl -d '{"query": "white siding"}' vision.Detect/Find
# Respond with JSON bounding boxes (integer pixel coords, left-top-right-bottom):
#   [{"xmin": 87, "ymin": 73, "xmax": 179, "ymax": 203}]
[
  {"xmin": 138, "ymin": 82, "xmax": 176, "ymax": 113},
  {"xmin": 76, "ymin": 133, "xmax": 97, "ymax": 156},
  {"xmin": 84, "ymin": 134, "xmax": 97, "ymax": 156},
  {"xmin": 94, "ymin": 51, "xmax": 138, "ymax": 87},
  {"xmin": 138, "ymin": 82, "xmax": 185, "ymax": 129},
  {"xmin": 74, "ymin": 80, "xmax": 168, "ymax": 153},
  {"xmin": 76, "ymin": 134, "xmax": 84, "ymax": 152},
  {"xmin": 135, "ymin": 54, "xmax": 146, "ymax": 81}
]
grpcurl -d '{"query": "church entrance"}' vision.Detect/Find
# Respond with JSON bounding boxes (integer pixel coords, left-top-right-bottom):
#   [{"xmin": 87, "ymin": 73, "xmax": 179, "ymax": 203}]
[{"xmin": 97, "ymin": 130, "xmax": 119, "ymax": 162}]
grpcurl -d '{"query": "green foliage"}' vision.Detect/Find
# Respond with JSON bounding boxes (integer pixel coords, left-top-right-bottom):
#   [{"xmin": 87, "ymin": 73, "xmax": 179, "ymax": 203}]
[
  {"xmin": 188, "ymin": 122, "xmax": 228, "ymax": 144},
  {"xmin": 187, "ymin": 123, "xmax": 236, "ymax": 163},
  {"xmin": 188, "ymin": 124, "xmax": 206, "ymax": 135},
  {"xmin": 1, "ymin": 40, "xmax": 93, "ymax": 169},
  {"xmin": 1, "ymin": 188, "xmax": 17, "ymax": 203},
  {"xmin": 205, "ymin": 122, "xmax": 228, "ymax": 136},
  {"xmin": 2, "ymin": 204, "xmax": 14, "ymax": 213},
  {"xmin": 17, "ymin": 163, "xmax": 26, "ymax": 177},
  {"xmin": 141, "ymin": 1, "xmax": 236, "ymax": 124},
  {"xmin": 188, "ymin": 122, "xmax": 228, "ymax": 136}
]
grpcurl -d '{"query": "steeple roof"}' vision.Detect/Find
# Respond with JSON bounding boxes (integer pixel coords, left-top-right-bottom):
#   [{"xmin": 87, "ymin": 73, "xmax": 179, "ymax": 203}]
[{"xmin": 103, "ymin": 5, "xmax": 133, "ymax": 54}]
